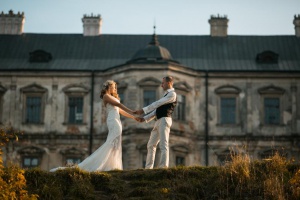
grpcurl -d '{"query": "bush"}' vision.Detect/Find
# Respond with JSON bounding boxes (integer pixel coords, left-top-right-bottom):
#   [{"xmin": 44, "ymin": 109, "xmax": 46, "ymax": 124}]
[{"xmin": 0, "ymin": 126, "xmax": 38, "ymax": 200}]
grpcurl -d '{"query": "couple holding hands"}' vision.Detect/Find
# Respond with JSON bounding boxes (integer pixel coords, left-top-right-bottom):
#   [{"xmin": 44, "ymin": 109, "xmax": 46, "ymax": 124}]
[{"xmin": 50, "ymin": 76, "xmax": 176, "ymax": 172}]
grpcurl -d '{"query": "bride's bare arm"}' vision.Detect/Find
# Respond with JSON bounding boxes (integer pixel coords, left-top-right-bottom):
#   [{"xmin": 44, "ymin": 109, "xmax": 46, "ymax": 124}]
[
  {"xmin": 119, "ymin": 109, "xmax": 139, "ymax": 121},
  {"xmin": 103, "ymin": 94, "xmax": 134, "ymax": 114}
]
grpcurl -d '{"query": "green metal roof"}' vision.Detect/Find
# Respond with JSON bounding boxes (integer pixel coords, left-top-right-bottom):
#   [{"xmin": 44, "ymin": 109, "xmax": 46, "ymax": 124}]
[{"xmin": 0, "ymin": 33, "xmax": 300, "ymax": 71}]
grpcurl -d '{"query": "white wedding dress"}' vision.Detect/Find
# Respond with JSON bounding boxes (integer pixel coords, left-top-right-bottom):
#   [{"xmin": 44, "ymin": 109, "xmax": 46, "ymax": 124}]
[{"xmin": 50, "ymin": 98, "xmax": 123, "ymax": 172}]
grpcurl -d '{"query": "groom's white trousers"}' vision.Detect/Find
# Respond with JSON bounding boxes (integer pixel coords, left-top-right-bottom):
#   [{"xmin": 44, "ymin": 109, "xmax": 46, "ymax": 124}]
[{"xmin": 145, "ymin": 117, "xmax": 172, "ymax": 169}]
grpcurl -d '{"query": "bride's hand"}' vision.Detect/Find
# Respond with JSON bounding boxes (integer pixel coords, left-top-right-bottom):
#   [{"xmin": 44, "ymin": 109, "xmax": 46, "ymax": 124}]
[{"xmin": 134, "ymin": 117, "xmax": 144, "ymax": 122}]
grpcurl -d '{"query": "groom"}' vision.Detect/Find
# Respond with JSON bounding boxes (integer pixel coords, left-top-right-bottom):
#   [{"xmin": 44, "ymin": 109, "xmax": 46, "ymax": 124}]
[{"xmin": 134, "ymin": 76, "xmax": 177, "ymax": 169}]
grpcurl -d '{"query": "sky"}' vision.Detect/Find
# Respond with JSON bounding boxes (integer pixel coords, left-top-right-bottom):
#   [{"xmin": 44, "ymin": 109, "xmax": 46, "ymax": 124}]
[{"xmin": 1, "ymin": 0, "xmax": 300, "ymax": 35}]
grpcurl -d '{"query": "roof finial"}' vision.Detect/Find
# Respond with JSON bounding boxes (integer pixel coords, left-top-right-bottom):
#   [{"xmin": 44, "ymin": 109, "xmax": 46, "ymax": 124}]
[
  {"xmin": 153, "ymin": 18, "xmax": 156, "ymax": 34},
  {"xmin": 148, "ymin": 18, "xmax": 159, "ymax": 45}
]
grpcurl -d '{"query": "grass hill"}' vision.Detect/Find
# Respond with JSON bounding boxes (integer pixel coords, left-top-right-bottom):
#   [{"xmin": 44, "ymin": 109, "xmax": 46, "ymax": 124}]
[{"xmin": 24, "ymin": 154, "xmax": 300, "ymax": 200}]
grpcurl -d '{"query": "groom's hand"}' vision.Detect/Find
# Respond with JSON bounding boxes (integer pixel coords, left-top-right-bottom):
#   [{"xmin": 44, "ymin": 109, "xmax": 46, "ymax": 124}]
[
  {"xmin": 138, "ymin": 117, "xmax": 145, "ymax": 123},
  {"xmin": 134, "ymin": 109, "xmax": 144, "ymax": 115}
]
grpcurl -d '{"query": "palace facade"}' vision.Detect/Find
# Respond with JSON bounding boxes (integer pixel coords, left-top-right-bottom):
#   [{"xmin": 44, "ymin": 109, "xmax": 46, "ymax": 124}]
[{"xmin": 1, "ymin": 10, "xmax": 300, "ymax": 170}]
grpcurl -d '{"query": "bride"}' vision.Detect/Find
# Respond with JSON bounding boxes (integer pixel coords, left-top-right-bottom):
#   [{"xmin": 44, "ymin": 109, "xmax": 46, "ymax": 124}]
[{"xmin": 50, "ymin": 80, "xmax": 139, "ymax": 172}]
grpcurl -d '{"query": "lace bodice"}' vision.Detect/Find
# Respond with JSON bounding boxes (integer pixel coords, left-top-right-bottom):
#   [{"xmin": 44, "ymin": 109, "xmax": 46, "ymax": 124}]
[{"xmin": 106, "ymin": 98, "xmax": 120, "ymax": 121}]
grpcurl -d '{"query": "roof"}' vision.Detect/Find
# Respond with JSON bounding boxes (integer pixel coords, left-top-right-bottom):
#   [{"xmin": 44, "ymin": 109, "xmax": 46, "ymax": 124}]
[{"xmin": 0, "ymin": 33, "xmax": 300, "ymax": 72}]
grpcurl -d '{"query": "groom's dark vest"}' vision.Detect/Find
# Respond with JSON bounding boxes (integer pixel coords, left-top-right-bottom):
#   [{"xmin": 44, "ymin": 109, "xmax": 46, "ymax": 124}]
[{"xmin": 155, "ymin": 92, "xmax": 177, "ymax": 120}]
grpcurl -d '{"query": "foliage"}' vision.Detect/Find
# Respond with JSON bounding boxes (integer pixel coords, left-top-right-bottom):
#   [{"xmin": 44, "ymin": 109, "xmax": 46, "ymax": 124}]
[
  {"xmin": 2, "ymin": 129, "xmax": 299, "ymax": 200},
  {"xmin": 24, "ymin": 158, "xmax": 299, "ymax": 200},
  {"xmin": 0, "ymin": 126, "xmax": 38, "ymax": 200}
]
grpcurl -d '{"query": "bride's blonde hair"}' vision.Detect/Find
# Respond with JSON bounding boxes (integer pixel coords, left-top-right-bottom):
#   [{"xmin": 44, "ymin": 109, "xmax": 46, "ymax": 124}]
[{"xmin": 100, "ymin": 80, "xmax": 120, "ymax": 100}]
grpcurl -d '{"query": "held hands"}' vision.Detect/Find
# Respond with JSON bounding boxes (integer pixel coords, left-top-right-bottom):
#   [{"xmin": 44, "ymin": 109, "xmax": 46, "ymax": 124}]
[
  {"xmin": 134, "ymin": 117, "xmax": 145, "ymax": 123},
  {"xmin": 133, "ymin": 109, "xmax": 144, "ymax": 115},
  {"xmin": 132, "ymin": 109, "xmax": 145, "ymax": 123}
]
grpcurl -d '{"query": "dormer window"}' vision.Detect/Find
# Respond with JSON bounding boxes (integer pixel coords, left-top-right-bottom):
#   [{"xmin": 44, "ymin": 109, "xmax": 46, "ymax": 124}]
[
  {"xmin": 29, "ymin": 49, "xmax": 52, "ymax": 63},
  {"xmin": 256, "ymin": 51, "xmax": 278, "ymax": 64}
]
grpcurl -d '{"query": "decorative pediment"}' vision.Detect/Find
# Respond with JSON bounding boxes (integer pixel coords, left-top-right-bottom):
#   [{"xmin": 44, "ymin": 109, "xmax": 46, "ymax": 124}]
[
  {"xmin": 171, "ymin": 144, "xmax": 190, "ymax": 153},
  {"xmin": 256, "ymin": 50, "xmax": 279, "ymax": 64},
  {"xmin": 0, "ymin": 84, "xmax": 7, "ymax": 93},
  {"xmin": 20, "ymin": 83, "xmax": 47, "ymax": 93},
  {"xmin": 18, "ymin": 146, "xmax": 45, "ymax": 155},
  {"xmin": 29, "ymin": 49, "xmax": 52, "ymax": 63},
  {"xmin": 115, "ymin": 80, "xmax": 128, "ymax": 89},
  {"xmin": 215, "ymin": 85, "xmax": 241, "ymax": 94},
  {"xmin": 137, "ymin": 77, "xmax": 161, "ymax": 87},
  {"xmin": 173, "ymin": 81, "xmax": 192, "ymax": 92},
  {"xmin": 60, "ymin": 147, "xmax": 86, "ymax": 156},
  {"xmin": 258, "ymin": 85, "xmax": 285, "ymax": 95},
  {"xmin": 62, "ymin": 84, "xmax": 89, "ymax": 94}
]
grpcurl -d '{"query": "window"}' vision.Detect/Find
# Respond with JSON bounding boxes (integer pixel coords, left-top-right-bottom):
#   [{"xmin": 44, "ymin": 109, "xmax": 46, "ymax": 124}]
[
  {"xmin": 115, "ymin": 80, "xmax": 128, "ymax": 104},
  {"xmin": 18, "ymin": 146, "xmax": 44, "ymax": 169},
  {"xmin": 0, "ymin": 94, "xmax": 2, "ymax": 123},
  {"xmin": 68, "ymin": 97, "xmax": 83, "ymax": 124},
  {"xmin": 221, "ymin": 97, "xmax": 236, "ymax": 124},
  {"xmin": 143, "ymin": 90, "xmax": 156, "ymax": 107},
  {"xmin": 0, "ymin": 85, "xmax": 7, "ymax": 123},
  {"xmin": 142, "ymin": 153, "xmax": 147, "ymax": 168},
  {"xmin": 21, "ymin": 84, "xmax": 47, "ymax": 124},
  {"xmin": 215, "ymin": 85, "xmax": 241, "ymax": 125},
  {"xmin": 172, "ymin": 144, "xmax": 189, "ymax": 167},
  {"xmin": 173, "ymin": 81, "xmax": 192, "ymax": 121},
  {"xmin": 63, "ymin": 84, "xmax": 89, "ymax": 125},
  {"xmin": 26, "ymin": 96, "xmax": 42, "ymax": 123},
  {"xmin": 258, "ymin": 85, "xmax": 284, "ymax": 126},
  {"xmin": 174, "ymin": 94, "xmax": 186, "ymax": 121},
  {"xmin": 138, "ymin": 77, "xmax": 160, "ymax": 108},
  {"xmin": 66, "ymin": 157, "xmax": 81, "ymax": 165},
  {"xmin": 175, "ymin": 156, "xmax": 185, "ymax": 166},
  {"xmin": 118, "ymin": 90, "xmax": 124, "ymax": 104},
  {"xmin": 60, "ymin": 147, "xmax": 85, "ymax": 166},
  {"xmin": 264, "ymin": 98, "xmax": 280, "ymax": 125},
  {"xmin": 23, "ymin": 157, "xmax": 39, "ymax": 168}
]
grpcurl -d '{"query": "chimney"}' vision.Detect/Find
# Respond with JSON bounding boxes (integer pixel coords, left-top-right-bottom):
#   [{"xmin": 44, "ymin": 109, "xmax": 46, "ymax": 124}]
[
  {"xmin": 208, "ymin": 14, "xmax": 229, "ymax": 37},
  {"xmin": 82, "ymin": 13, "xmax": 102, "ymax": 36},
  {"xmin": 293, "ymin": 14, "xmax": 300, "ymax": 37},
  {"xmin": 0, "ymin": 10, "xmax": 25, "ymax": 35}
]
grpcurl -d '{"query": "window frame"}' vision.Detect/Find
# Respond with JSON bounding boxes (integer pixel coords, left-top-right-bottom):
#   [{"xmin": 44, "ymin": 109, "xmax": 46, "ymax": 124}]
[
  {"xmin": 18, "ymin": 146, "xmax": 45, "ymax": 169},
  {"xmin": 171, "ymin": 144, "xmax": 189, "ymax": 167},
  {"xmin": 137, "ymin": 77, "xmax": 161, "ymax": 108},
  {"xmin": 0, "ymin": 85, "xmax": 7, "ymax": 124},
  {"xmin": 20, "ymin": 84, "xmax": 47, "ymax": 125},
  {"xmin": 219, "ymin": 95, "xmax": 238, "ymax": 125},
  {"xmin": 67, "ymin": 96, "xmax": 84, "ymax": 124},
  {"xmin": 143, "ymin": 89, "xmax": 157, "ymax": 107},
  {"xmin": 173, "ymin": 81, "xmax": 192, "ymax": 122},
  {"xmin": 63, "ymin": 84, "xmax": 89, "ymax": 125},
  {"xmin": 215, "ymin": 85, "xmax": 241, "ymax": 126},
  {"xmin": 258, "ymin": 85, "xmax": 285, "ymax": 126},
  {"xmin": 22, "ymin": 156, "xmax": 40, "ymax": 168},
  {"xmin": 60, "ymin": 147, "xmax": 86, "ymax": 166},
  {"xmin": 173, "ymin": 93, "xmax": 186, "ymax": 121},
  {"xmin": 263, "ymin": 97, "xmax": 280, "ymax": 125}
]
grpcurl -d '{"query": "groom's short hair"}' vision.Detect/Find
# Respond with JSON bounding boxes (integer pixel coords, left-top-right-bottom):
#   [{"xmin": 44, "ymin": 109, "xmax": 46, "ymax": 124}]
[{"xmin": 163, "ymin": 76, "xmax": 173, "ymax": 83}]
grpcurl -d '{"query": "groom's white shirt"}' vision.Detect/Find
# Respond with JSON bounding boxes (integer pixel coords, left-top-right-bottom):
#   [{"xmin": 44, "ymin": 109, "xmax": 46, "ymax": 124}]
[{"xmin": 142, "ymin": 88, "xmax": 176, "ymax": 123}]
